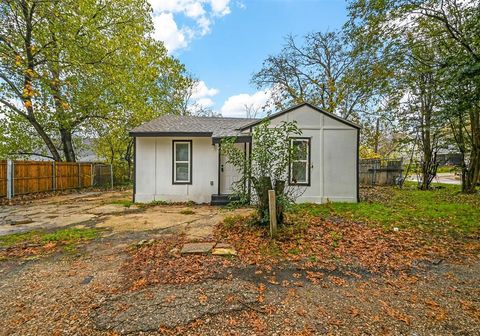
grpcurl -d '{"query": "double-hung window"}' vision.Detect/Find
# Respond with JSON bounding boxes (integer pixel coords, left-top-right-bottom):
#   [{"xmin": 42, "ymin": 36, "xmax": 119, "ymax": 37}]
[
  {"xmin": 289, "ymin": 138, "xmax": 310, "ymax": 186},
  {"xmin": 173, "ymin": 140, "xmax": 192, "ymax": 184}
]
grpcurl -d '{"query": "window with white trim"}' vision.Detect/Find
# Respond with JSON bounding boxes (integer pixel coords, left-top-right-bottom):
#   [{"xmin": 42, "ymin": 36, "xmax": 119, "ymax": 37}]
[
  {"xmin": 289, "ymin": 138, "xmax": 310, "ymax": 185},
  {"xmin": 173, "ymin": 141, "xmax": 192, "ymax": 184}
]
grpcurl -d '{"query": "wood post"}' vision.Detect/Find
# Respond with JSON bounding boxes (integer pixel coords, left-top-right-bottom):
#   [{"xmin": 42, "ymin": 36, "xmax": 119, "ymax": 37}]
[{"xmin": 268, "ymin": 189, "xmax": 277, "ymax": 238}]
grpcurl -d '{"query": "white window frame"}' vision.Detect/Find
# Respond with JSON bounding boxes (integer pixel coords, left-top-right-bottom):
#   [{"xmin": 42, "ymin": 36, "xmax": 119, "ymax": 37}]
[
  {"xmin": 289, "ymin": 138, "xmax": 310, "ymax": 186},
  {"xmin": 173, "ymin": 140, "xmax": 192, "ymax": 184}
]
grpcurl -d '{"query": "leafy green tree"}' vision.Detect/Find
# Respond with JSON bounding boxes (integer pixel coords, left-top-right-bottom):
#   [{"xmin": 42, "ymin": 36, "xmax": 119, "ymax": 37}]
[
  {"xmin": 252, "ymin": 31, "xmax": 378, "ymax": 120},
  {"xmin": 0, "ymin": 0, "xmax": 189, "ymax": 165},
  {"xmin": 346, "ymin": 0, "xmax": 479, "ymax": 192},
  {"xmin": 222, "ymin": 121, "xmax": 303, "ymax": 226},
  {"xmin": 91, "ymin": 47, "xmax": 192, "ymax": 182}
]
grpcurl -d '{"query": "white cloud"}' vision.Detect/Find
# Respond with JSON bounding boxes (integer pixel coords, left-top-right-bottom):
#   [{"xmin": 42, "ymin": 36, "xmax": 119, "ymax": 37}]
[
  {"xmin": 220, "ymin": 90, "xmax": 272, "ymax": 118},
  {"xmin": 187, "ymin": 81, "xmax": 219, "ymax": 114},
  {"xmin": 152, "ymin": 13, "xmax": 188, "ymax": 52},
  {"xmin": 148, "ymin": 0, "xmax": 232, "ymax": 52},
  {"xmin": 191, "ymin": 80, "xmax": 219, "ymax": 100},
  {"xmin": 210, "ymin": 0, "xmax": 231, "ymax": 16},
  {"xmin": 196, "ymin": 97, "xmax": 215, "ymax": 108}
]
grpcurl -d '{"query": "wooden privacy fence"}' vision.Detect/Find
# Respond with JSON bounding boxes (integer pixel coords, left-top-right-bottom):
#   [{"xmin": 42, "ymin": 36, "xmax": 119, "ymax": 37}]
[
  {"xmin": 0, "ymin": 160, "xmax": 113, "ymax": 199},
  {"xmin": 0, "ymin": 161, "xmax": 6, "ymax": 198},
  {"xmin": 359, "ymin": 159, "xmax": 403, "ymax": 186}
]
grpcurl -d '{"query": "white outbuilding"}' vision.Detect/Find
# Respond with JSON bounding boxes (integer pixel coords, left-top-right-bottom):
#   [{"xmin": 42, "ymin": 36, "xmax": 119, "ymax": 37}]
[{"xmin": 130, "ymin": 103, "xmax": 360, "ymax": 205}]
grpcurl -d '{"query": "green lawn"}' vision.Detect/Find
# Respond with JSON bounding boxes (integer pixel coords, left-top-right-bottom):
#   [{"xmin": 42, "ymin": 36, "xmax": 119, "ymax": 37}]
[
  {"xmin": 0, "ymin": 227, "xmax": 102, "ymax": 248},
  {"xmin": 290, "ymin": 184, "xmax": 479, "ymax": 236}
]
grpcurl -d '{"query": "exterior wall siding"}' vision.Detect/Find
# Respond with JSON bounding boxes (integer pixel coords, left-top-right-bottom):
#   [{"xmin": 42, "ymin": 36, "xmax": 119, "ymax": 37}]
[
  {"xmin": 135, "ymin": 137, "xmax": 218, "ymax": 203},
  {"xmin": 267, "ymin": 104, "xmax": 358, "ymax": 204}
]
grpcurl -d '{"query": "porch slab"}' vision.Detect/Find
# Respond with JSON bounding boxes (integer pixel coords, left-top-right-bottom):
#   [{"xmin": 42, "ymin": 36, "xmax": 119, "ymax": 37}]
[{"xmin": 180, "ymin": 242, "xmax": 216, "ymax": 255}]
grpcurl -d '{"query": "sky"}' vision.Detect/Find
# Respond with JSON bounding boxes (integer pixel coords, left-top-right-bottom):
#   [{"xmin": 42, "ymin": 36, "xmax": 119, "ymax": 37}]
[{"xmin": 148, "ymin": 0, "xmax": 348, "ymax": 117}]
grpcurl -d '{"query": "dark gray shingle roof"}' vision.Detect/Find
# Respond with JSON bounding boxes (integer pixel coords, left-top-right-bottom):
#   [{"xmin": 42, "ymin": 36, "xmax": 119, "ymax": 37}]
[{"xmin": 129, "ymin": 115, "xmax": 258, "ymax": 138}]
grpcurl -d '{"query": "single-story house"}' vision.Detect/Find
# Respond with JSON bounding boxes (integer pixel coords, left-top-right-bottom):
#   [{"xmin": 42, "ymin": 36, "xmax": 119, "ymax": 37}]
[{"xmin": 129, "ymin": 103, "xmax": 360, "ymax": 205}]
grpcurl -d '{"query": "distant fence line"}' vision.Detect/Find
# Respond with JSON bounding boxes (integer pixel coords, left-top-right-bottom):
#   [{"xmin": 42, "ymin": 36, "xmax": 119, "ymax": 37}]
[
  {"xmin": 359, "ymin": 159, "xmax": 403, "ymax": 186},
  {"xmin": 0, "ymin": 160, "xmax": 113, "ymax": 199}
]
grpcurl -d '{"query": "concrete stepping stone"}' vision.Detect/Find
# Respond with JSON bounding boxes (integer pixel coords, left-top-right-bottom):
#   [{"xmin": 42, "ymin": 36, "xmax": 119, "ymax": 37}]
[
  {"xmin": 180, "ymin": 242, "xmax": 215, "ymax": 254},
  {"xmin": 212, "ymin": 243, "xmax": 237, "ymax": 256}
]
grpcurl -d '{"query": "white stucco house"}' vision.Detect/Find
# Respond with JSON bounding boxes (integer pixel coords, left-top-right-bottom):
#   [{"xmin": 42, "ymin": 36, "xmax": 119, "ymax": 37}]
[{"xmin": 129, "ymin": 103, "xmax": 360, "ymax": 205}]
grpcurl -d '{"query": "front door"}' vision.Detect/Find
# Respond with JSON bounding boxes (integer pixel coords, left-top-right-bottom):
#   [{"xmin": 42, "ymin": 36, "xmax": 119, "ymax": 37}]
[{"xmin": 220, "ymin": 143, "xmax": 243, "ymax": 194}]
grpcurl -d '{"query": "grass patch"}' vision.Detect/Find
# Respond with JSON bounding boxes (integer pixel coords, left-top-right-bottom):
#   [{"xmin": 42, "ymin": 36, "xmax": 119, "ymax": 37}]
[
  {"xmin": 0, "ymin": 227, "xmax": 102, "ymax": 248},
  {"xmin": 0, "ymin": 231, "xmax": 38, "ymax": 247},
  {"xmin": 222, "ymin": 214, "xmax": 252, "ymax": 229},
  {"xmin": 41, "ymin": 228, "xmax": 100, "ymax": 242},
  {"xmin": 290, "ymin": 184, "xmax": 480, "ymax": 236},
  {"xmin": 436, "ymin": 165, "xmax": 459, "ymax": 174}
]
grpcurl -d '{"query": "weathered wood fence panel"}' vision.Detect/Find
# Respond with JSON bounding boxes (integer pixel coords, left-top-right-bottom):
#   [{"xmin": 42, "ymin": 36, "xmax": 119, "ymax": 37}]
[
  {"xmin": 359, "ymin": 159, "xmax": 403, "ymax": 186},
  {"xmin": 93, "ymin": 164, "xmax": 112, "ymax": 186},
  {"xmin": 0, "ymin": 160, "xmax": 112, "ymax": 198},
  {"xmin": 54, "ymin": 162, "xmax": 91, "ymax": 190},
  {"xmin": 0, "ymin": 161, "xmax": 6, "ymax": 197},
  {"xmin": 13, "ymin": 161, "xmax": 55, "ymax": 195}
]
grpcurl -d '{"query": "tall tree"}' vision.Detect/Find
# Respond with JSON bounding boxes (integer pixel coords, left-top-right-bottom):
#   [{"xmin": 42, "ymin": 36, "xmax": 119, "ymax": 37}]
[
  {"xmin": 347, "ymin": 0, "xmax": 479, "ymax": 192},
  {"xmin": 0, "ymin": 0, "xmax": 189, "ymax": 163},
  {"xmin": 252, "ymin": 31, "xmax": 377, "ymax": 120}
]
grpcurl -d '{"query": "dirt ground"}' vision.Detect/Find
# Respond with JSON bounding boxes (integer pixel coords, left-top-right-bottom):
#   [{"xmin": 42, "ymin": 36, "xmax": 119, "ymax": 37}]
[
  {"xmin": 0, "ymin": 190, "xmax": 250, "ymax": 239},
  {"xmin": 0, "ymin": 191, "xmax": 479, "ymax": 335}
]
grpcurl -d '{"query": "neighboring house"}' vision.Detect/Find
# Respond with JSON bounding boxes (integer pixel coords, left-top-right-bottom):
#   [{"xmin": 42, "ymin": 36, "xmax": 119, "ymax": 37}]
[
  {"xmin": 129, "ymin": 103, "xmax": 360, "ymax": 205},
  {"xmin": 436, "ymin": 148, "xmax": 463, "ymax": 167},
  {"xmin": 23, "ymin": 138, "xmax": 100, "ymax": 162}
]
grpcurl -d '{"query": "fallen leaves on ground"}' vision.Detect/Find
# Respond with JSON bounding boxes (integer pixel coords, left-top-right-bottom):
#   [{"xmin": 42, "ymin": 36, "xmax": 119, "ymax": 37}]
[
  {"xmin": 121, "ymin": 238, "xmax": 232, "ymax": 290},
  {"xmin": 214, "ymin": 211, "xmax": 479, "ymax": 274},
  {"xmin": 0, "ymin": 242, "xmax": 58, "ymax": 259}
]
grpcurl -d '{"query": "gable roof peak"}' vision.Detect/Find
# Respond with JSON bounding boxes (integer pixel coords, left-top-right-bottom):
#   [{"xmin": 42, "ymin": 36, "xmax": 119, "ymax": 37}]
[{"xmin": 239, "ymin": 102, "xmax": 360, "ymax": 130}]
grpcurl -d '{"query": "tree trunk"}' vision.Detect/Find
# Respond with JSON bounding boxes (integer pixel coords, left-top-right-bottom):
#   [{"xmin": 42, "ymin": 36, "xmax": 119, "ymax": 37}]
[
  {"xmin": 252, "ymin": 176, "xmax": 273, "ymax": 226},
  {"xmin": 60, "ymin": 129, "xmax": 76, "ymax": 162},
  {"xmin": 20, "ymin": 1, "xmax": 62, "ymax": 161},
  {"xmin": 418, "ymin": 73, "xmax": 437, "ymax": 190},
  {"xmin": 27, "ymin": 114, "xmax": 62, "ymax": 161},
  {"xmin": 125, "ymin": 139, "xmax": 134, "ymax": 181},
  {"xmin": 374, "ymin": 118, "xmax": 380, "ymax": 154},
  {"xmin": 463, "ymin": 148, "xmax": 480, "ymax": 193},
  {"xmin": 463, "ymin": 108, "xmax": 480, "ymax": 193},
  {"xmin": 274, "ymin": 180, "xmax": 285, "ymax": 224}
]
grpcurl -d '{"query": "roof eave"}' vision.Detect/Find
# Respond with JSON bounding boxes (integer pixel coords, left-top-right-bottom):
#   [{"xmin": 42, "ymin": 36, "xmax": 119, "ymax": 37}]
[
  {"xmin": 129, "ymin": 131, "xmax": 213, "ymax": 137},
  {"xmin": 211, "ymin": 135, "xmax": 252, "ymax": 144}
]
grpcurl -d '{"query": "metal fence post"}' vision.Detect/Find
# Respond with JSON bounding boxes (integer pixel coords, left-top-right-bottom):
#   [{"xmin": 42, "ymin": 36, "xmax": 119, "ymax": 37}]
[
  {"xmin": 6, "ymin": 159, "xmax": 13, "ymax": 199},
  {"xmin": 110, "ymin": 164, "xmax": 113, "ymax": 189}
]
